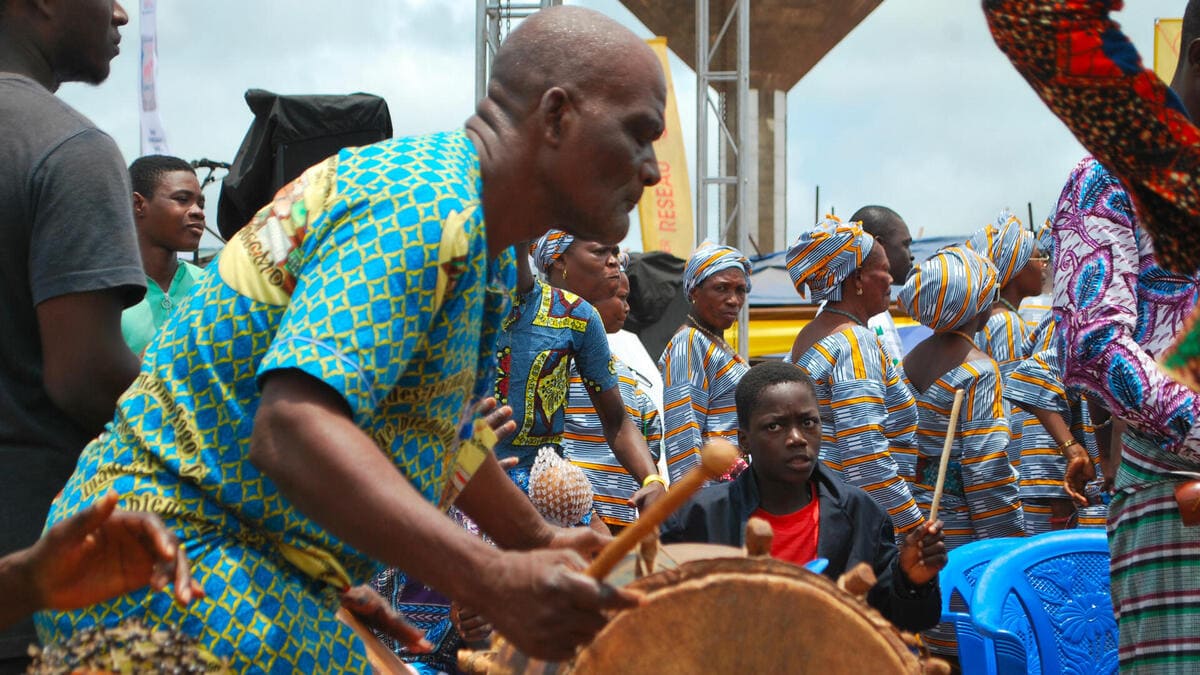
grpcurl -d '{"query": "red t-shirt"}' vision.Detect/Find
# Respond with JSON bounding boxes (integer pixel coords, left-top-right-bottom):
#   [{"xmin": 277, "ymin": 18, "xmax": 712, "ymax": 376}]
[{"xmin": 751, "ymin": 488, "xmax": 820, "ymax": 566}]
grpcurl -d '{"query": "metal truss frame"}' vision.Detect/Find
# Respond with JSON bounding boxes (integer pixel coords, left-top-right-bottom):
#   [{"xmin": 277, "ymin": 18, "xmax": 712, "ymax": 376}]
[
  {"xmin": 696, "ymin": 0, "xmax": 751, "ymax": 357},
  {"xmin": 475, "ymin": 0, "xmax": 562, "ymax": 102}
]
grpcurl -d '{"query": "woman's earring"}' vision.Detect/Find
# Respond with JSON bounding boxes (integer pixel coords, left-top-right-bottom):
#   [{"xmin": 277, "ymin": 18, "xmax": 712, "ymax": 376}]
[
  {"xmin": 856, "ymin": 285, "xmax": 863, "ymax": 296},
  {"xmin": 562, "ymin": 265, "xmax": 568, "ymax": 281}
]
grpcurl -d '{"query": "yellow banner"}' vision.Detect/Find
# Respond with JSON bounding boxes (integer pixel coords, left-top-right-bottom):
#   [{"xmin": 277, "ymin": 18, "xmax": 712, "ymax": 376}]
[
  {"xmin": 1155, "ymin": 18, "xmax": 1182, "ymax": 84},
  {"xmin": 638, "ymin": 37, "xmax": 694, "ymax": 256}
]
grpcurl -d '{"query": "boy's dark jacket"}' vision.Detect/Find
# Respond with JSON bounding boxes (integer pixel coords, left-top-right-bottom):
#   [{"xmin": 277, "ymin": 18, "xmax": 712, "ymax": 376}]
[{"xmin": 660, "ymin": 460, "xmax": 941, "ymax": 632}]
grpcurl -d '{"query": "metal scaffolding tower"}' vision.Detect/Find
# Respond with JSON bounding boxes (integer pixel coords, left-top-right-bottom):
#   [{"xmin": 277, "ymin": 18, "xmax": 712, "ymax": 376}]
[
  {"xmin": 475, "ymin": 0, "xmax": 562, "ymax": 102},
  {"xmin": 695, "ymin": 0, "xmax": 752, "ymax": 358}
]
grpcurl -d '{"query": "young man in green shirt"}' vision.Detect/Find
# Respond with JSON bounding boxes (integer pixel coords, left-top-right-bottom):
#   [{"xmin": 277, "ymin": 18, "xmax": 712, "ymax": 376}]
[{"xmin": 122, "ymin": 155, "xmax": 206, "ymax": 355}]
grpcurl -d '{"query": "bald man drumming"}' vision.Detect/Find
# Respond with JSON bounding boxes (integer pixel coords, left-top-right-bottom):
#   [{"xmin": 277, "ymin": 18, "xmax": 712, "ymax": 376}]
[{"xmin": 37, "ymin": 7, "xmax": 666, "ymax": 672}]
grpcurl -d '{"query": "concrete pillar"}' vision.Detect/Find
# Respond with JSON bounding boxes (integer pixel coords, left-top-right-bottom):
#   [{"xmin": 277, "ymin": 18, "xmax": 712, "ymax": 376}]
[
  {"xmin": 754, "ymin": 88, "xmax": 787, "ymax": 254},
  {"xmin": 772, "ymin": 90, "xmax": 787, "ymax": 250}
]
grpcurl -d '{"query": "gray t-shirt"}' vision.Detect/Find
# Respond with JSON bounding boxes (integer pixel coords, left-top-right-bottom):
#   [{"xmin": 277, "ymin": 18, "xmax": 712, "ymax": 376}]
[{"xmin": 0, "ymin": 74, "xmax": 144, "ymax": 656}]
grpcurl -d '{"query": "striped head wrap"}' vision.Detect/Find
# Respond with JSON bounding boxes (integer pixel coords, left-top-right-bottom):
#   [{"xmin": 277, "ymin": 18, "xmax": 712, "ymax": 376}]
[
  {"xmin": 786, "ymin": 215, "xmax": 876, "ymax": 303},
  {"xmin": 530, "ymin": 229, "xmax": 576, "ymax": 275},
  {"xmin": 617, "ymin": 249, "xmax": 630, "ymax": 273},
  {"xmin": 898, "ymin": 246, "xmax": 998, "ymax": 331},
  {"xmin": 965, "ymin": 210, "xmax": 1035, "ymax": 287},
  {"xmin": 1035, "ymin": 217, "xmax": 1054, "ymax": 265},
  {"xmin": 683, "ymin": 242, "xmax": 753, "ymax": 297}
]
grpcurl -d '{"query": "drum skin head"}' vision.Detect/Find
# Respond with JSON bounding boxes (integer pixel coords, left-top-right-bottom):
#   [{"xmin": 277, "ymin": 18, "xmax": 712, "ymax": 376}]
[
  {"xmin": 480, "ymin": 556, "xmax": 935, "ymax": 675},
  {"xmin": 573, "ymin": 557, "xmax": 922, "ymax": 675}
]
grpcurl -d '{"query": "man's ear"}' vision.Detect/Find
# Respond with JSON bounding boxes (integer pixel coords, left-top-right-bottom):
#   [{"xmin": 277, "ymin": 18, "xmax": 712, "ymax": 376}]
[
  {"xmin": 1187, "ymin": 38, "xmax": 1200, "ymax": 71},
  {"xmin": 132, "ymin": 192, "xmax": 147, "ymax": 218},
  {"xmin": 538, "ymin": 86, "xmax": 573, "ymax": 148},
  {"xmin": 737, "ymin": 428, "xmax": 747, "ymax": 451}
]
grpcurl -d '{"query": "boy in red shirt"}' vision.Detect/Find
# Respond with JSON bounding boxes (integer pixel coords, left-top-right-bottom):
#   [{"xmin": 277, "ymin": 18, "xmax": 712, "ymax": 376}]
[{"xmin": 662, "ymin": 361, "xmax": 947, "ymax": 632}]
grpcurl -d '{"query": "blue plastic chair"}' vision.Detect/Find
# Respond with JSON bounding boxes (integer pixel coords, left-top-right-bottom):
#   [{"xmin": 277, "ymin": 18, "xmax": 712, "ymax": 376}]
[
  {"xmin": 972, "ymin": 530, "xmax": 1117, "ymax": 675},
  {"xmin": 939, "ymin": 538, "xmax": 1023, "ymax": 674}
]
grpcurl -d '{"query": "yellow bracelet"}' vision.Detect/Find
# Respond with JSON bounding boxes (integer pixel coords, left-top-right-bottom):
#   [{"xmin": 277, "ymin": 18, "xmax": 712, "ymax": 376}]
[
  {"xmin": 642, "ymin": 474, "xmax": 668, "ymax": 490},
  {"xmin": 1058, "ymin": 439, "xmax": 1082, "ymax": 453}
]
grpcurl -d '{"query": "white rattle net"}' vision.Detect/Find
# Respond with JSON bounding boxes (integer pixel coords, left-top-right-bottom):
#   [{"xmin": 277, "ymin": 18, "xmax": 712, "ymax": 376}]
[{"xmin": 527, "ymin": 446, "xmax": 595, "ymax": 527}]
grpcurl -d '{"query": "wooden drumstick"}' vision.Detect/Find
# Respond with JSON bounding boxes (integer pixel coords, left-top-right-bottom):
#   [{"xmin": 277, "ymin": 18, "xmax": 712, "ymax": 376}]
[
  {"xmin": 929, "ymin": 388, "xmax": 965, "ymax": 523},
  {"xmin": 586, "ymin": 440, "xmax": 739, "ymax": 581}
]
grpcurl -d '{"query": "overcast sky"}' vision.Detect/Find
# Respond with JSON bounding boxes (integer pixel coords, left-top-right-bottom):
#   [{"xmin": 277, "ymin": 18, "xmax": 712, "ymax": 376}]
[{"xmin": 56, "ymin": 0, "xmax": 1184, "ymax": 250}]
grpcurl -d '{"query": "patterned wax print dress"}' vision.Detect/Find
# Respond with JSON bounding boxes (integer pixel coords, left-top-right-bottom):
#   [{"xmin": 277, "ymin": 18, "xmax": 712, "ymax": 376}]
[
  {"xmin": 789, "ymin": 326, "xmax": 924, "ymax": 539},
  {"xmin": 1052, "ymin": 156, "xmax": 1200, "ymax": 671},
  {"xmin": 904, "ymin": 358, "xmax": 1024, "ymax": 657},
  {"xmin": 658, "ymin": 326, "xmax": 749, "ymax": 482},
  {"xmin": 563, "ymin": 356, "xmax": 662, "ymax": 528},
  {"xmin": 493, "ymin": 278, "xmax": 616, "ymax": 487},
  {"xmin": 37, "ymin": 130, "xmax": 516, "ymax": 674},
  {"xmin": 986, "ymin": 2, "xmax": 1200, "ymax": 665}
]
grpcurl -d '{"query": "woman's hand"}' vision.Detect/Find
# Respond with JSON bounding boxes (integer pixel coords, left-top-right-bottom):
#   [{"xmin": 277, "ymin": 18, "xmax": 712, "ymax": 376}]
[{"xmin": 898, "ymin": 520, "xmax": 947, "ymax": 587}]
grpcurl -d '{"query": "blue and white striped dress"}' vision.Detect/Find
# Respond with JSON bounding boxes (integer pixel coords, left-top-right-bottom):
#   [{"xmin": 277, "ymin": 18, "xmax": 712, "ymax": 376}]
[
  {"xmin": 658, "ymin": 327, "xmax": 748, "ymax": 483},
  {"xmin": 1005, "ymin": 320, "xmax": 1108, "ymax": 532},
  {"xmin": 976, "ymin": 308, "xmax": 1030, "ymax": 466},
  {"xmin": 790, "ymin": 326, "xmax": 924, "ymax": 537},
  {"xmin": 563, "ymin": 357, "xmax": 662, "ymax": 527},
  {"xmin": 905, "ymin": 358, "xmax": 1025, "ymax": 657}
]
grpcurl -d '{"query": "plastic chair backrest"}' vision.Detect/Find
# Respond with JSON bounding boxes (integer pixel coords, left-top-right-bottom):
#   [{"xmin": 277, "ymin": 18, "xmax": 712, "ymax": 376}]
[
  {"xmin": 972, "ymin": 530, "xmax": 1116, "ymax": 675},
  {"xmin": 939, "ymin": 538, "xmax": 1023, "ymax": 674}
]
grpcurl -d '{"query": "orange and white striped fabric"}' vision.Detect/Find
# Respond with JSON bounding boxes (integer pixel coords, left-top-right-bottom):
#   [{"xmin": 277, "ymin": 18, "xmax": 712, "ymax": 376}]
[
  {"xmin": 658, "ymin": 327, "xmax": 748, "ymax": 482},
  {"xmin": 789, "ymin": 326, "xmax": 923, "ymax": 538},
  {"xmin": 786, "ymin": 215, "xmax": 874, "ymax": 303},
  {"xmin": 563, "ymin": 357, "xmax": 662, "ymax": 527},
  {"xmin": 965, "ymin": 210, "xmax": 1037, "ymax": 288},
  {"xmin": 903, "ymin": 358, "xmax": 1025, "ymax": 658}
]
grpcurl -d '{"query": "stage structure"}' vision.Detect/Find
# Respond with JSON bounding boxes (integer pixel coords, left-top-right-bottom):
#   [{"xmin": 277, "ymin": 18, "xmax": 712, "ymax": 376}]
[
  {"xmin": 621, "ymin": 0, "xmax": 883, "ymax": 257},
  {"xmin": 625, "ymin": 1, "xmax": 885, "ymax": 359},
  {"xmin": 694, "ymin": 0, "xmax": 751, "ymax": 352}
]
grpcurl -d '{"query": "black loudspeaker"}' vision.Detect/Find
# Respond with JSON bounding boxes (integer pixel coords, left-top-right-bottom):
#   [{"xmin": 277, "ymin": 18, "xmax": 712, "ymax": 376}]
[
  {"xmin": 625, "ymin": 250, "xmax": 690, "ymax": 360},
  {"xmin": 217, "ymin": 89, "xmax": 392, "ymax": 240}
]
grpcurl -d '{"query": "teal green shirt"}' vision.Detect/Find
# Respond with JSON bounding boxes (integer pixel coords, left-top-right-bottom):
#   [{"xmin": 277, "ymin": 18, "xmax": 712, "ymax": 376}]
[{"xmin": 120, "ymin": 259, "xmax": 203, "ymax": 355}]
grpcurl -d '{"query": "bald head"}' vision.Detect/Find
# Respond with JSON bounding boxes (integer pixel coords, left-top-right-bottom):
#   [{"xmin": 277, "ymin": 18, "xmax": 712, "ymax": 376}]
[
  {"xmin": 851, "ymin": 205, "xmax": 913, "ymax": 283},
  {"xmin": 469, "ymin": 5, "xmax": 666, "ymax": 253},
  {"xmin": 488, "ymin": 6, "xmax": 662, "ymax": 115}
]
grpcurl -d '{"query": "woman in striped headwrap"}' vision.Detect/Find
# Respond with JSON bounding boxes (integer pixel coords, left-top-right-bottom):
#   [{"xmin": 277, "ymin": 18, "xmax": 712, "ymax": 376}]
[
  {"xmin": 965, "ymin": 210, "xmax": 1048, "ymax": 467},
  {"xmin": 658, "ymin": 242, "xmax": 753, "ymax": 481},
  {"xmin": 965, "ymin": 210, "xmax": 1048, "ymax": 378},
  {"xmin": 786, "ymin": 216, "xmax": 923, "ymax": 541},
  {"xmin": 1016, "ymin": 219, "xmax": 1056, "ymax": 330},
  {"xmin": 898, "ymin": 245, "xmax": 1025, "ymax": 660}
]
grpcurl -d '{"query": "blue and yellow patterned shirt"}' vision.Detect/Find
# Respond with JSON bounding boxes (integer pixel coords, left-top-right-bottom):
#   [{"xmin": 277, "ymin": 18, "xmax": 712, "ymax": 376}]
[
  {"xmin": 47, "ymin": 130, "xmax": 516, "ymax": 589},
  {"xmin": 493, "ymin": 279, "xmax": 616, "ymax": 470}
]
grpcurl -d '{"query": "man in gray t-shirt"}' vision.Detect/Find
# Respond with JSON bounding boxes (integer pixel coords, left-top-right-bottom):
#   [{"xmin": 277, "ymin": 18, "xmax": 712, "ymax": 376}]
[{"xmin": 0, "ymin": 1, "xmax": 144, "ymax": 667}]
